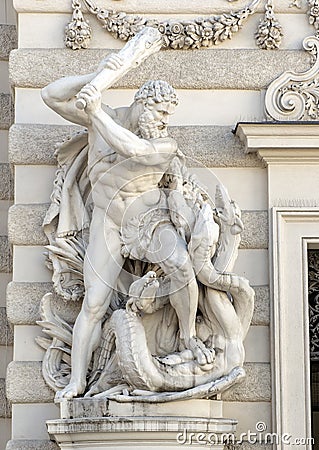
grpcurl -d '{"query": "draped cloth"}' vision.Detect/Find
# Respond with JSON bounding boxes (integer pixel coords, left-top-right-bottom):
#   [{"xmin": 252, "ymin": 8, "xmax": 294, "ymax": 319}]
[{"xmin": 43, "ymin": 131, "xmax": 92, "ymax": 301}]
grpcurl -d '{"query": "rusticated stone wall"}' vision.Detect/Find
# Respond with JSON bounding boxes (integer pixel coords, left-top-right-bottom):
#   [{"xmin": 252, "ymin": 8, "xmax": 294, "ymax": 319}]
[
  {"xmin": 0, "ymin": 2, "xmax": 17, "ymax": 449},
  {"xmin": 5, "ymin": 0, "xmax": 315, "ymax": 448}
]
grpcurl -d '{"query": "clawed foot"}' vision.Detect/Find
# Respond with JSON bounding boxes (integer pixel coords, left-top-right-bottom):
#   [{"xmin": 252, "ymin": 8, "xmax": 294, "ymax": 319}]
[
  {"xmin": 158, "ymin": 349, "xmax": 194, "ymax": 366},
  {"xmin": 55, "ymin": 380, "xmax": 85, "ymax": 402},
  {"xmin": 188, "ymin": 337, "xmax": 215, "ymax": 366}
]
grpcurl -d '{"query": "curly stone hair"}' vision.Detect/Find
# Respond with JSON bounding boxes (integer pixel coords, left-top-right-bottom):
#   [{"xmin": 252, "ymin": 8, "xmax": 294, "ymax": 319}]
[{"xmin": 134, "ymin": 80, "xmax": 178, "ymax": 106}]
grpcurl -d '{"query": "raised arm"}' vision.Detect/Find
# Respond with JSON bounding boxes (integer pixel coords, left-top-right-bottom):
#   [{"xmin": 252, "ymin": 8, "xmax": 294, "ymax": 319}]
[
  {"xmin": 41, "ymin": 54, "xmax": 124, "ymax": 127},
  {"xmin": 41, "ymin": 73, "xmax": 97, "ymax": 126}
]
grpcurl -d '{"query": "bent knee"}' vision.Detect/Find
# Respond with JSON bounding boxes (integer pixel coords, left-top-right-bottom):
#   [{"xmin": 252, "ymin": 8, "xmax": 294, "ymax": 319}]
[
  {"xmin": 165, "ymin": 258, "xmax": 195, "ymax": 281},
  {"xmin": 83, "ymin": 287, "xmax": 112, "ymax": 320}
]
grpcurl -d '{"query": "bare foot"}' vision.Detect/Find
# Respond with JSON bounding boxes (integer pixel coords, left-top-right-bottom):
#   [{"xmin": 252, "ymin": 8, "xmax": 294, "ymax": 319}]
[
  {"xmin": 55, "ymin": 380, "xmax": 85, "ymax": 402},
  {"xmin": 188, "ymin": 337, "xmax": 215, "ymax": 366}
]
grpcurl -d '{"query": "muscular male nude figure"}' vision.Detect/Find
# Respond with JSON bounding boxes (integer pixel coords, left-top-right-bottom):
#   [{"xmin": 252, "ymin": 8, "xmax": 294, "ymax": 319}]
[{"xmin": 42, "ymin": 54, "xmax": 213, "ymax": 399}]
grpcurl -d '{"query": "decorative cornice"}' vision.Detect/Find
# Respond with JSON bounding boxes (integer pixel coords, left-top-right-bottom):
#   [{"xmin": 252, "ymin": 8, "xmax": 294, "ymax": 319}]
[
  {"xmin": 236, "ymin": 122, "xmax": 319, "ymax": 164},
  {"xmin": 265, "ymin": 35, "xmax": 319, "ymax": 121}
]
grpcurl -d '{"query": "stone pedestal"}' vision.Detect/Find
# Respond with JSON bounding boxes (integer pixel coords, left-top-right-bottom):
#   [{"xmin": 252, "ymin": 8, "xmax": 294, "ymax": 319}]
[{"xmin": 47, "ymin": 399, "xmax": 236, "ymax": 449}]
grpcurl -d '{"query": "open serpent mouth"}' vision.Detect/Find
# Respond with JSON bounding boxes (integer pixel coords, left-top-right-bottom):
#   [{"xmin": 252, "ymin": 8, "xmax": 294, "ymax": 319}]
[{"xmin": 141, "ymin": 273, "xmax": 160, "ymax": 296}]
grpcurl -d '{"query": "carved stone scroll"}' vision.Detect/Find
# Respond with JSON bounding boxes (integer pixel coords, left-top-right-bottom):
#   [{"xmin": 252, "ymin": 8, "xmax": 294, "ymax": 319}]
[{"xmin": 265, "ymin": 35, "xmax": 319, "ymax": 121}]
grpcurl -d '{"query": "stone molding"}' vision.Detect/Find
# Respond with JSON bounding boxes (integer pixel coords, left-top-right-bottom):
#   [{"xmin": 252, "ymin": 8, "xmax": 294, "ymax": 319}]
[
  {"xmin": 8, "ymin": 203, "xmax": 268, "ymax": 249},
  {"xmin": 9, "ymin": 124, "xmax": 262, "ymax": 168},
  {"xmin": 9, "ymin": 49, "xmax": 310, "ymax": 90},
  {"xmin": 269, "ymin": 210, "xmax": 319, "ymax": 447},
  {"xmin": 47, "ymin": 415, "xmax": 235, "ymax": 450},
  {"xmin": 6, "ymin": 361, "xmax": 270, "ymax": 403},
  {"xmin": 0, "ymin": 25, "xmax": 17, "ymax": 61},
  {"xmin": 6, "ymin": 281, "xmax": 270, "ymax": 326},
  {"xmin": 12, "ymin": 0, "xmax": 308, "ymax": 14},
  {"xmin": 236, "ymin": 122, "xmax": 319, "ymax": 164},
  {"xmin": 60, "ymin": 398, "xmax": 224, "ymax": 419}
]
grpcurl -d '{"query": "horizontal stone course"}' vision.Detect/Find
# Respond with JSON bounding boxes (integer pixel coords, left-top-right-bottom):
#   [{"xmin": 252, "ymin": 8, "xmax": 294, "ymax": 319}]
[
  {"xmin": 252, "ymin": 286, "xmax": 269, "ymax": 326},
  {"xmin": 12, "ymin": 0, "xmax": 307, "ymax": 13},
  {"xmin": 9, "ymin": 124, "xmax": 81, "ymax": 166},
  {"xmin": 0, "ymin": 308, "xmax": 13, "ymax": 345},
  {"xmin": 8, "ymin": 204, "xmax": 48, "ymax": 246},
  {"xmin": 222, "ymin": 363, "xmax": 270, "ymax": 402},
  {"xmin": 6, "ymin": 281, "xmax": 270, "ymax": 326},
  {"xmin": 6, "ymin": 360, "xmax": 269, "ymax": 403},
  {"xmin": 10, "ymin": 48, "xmax": 310, "ymax": 90},
  {"xmin": 0, "ymin": 236, "xmax": 12, "ymax": 273},
  {"xmin": 6, "ymin": 361, "xmax": 54, "ymax": 403},
  {"xmin": 5, "ymin": 439, "xmax": 269, "ymax": 449},
  {"xmin": 0, "ymin": 163, "xmax": 14, "ymax": 200},
  {"xmin": 8, "ymin": 203, "xmax": 268, "ymax": 249},
  {"xmin": 6, "ymin": 282, "xmax": 82, "ymax": 326},
  {"xmin": 0, "ymin": 25, "xmax": 17, "ymax": 60},
  {"xmin": 0, "ymin": 94, "xmax": 14, "ymax": 130},
  {"xmin": 6, "ymin": 440, "xmax": 58, "ymax": 450},
  {"xmin": 241, "ymin": 211, "xmax": 268, "ymax": 249},
  {"xmin": 0, "ymin": 378, "xmax": 11, "ymax": 418},
  {"xmin": 9, "ymin": 124, "xmax": 262, "ymax": 167},
  {"xmin": 225, "ymin": 444, "xmax": 272, "ymax": 450}
]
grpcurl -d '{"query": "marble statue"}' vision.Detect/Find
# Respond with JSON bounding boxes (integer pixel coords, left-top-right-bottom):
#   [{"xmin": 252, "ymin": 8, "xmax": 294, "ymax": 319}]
[{"xmin": 37, "ymin": 27, "xmax": 255, "ymax": 403}]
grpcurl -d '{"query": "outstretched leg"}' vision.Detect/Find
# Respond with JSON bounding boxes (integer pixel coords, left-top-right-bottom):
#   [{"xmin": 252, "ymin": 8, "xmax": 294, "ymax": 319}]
[{"xmin": 55, "ymin": 209, "xmax": 124, "ymax": 400}]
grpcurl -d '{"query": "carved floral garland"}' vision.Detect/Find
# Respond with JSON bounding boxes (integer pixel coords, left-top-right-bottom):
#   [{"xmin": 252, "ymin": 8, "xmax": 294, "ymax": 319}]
[
  {"xmin": 255, "ymin": 0, "xmax": 283, "ymax": 49},
  {"xmin": 65, "ymin": 0, "xmax": 92, "ymax": 49},
  {"xmin": 65, "ymin": 0, "xmax": 263, "ymax": 50},
  {"xmin": 308, "ymin": 0, "xmax": 319, "ymax": 33}
]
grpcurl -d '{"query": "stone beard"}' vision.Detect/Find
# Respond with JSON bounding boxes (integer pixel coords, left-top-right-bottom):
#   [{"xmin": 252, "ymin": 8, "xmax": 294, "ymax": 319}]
[{"xmin": 138, "ymin": 108, "xmax": 169, "ymax": 139}]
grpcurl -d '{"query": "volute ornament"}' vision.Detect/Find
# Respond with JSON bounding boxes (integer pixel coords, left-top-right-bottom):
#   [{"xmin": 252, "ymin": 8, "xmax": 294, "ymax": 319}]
[{"xmin": 265, "ymin": 35, "xmax": 319, "ymax": 120}]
